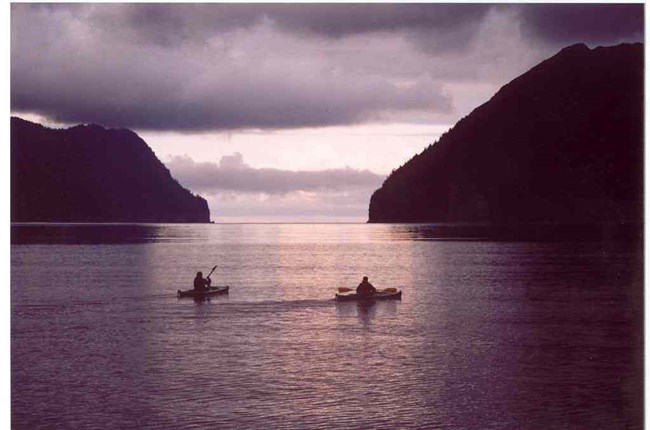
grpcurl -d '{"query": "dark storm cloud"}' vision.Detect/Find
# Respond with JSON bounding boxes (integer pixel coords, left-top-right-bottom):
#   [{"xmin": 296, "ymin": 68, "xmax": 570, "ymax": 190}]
[
  {"xmin": 11, "ymin": 63, "xmax": 449, "ymax": 131},
  {"xmin": 71, "ymin": 3, "xmax": 644, "ymax": 49},
  {"xmin": 516, "ymin": 4, "xmax": 644, "ymax": 46},
  {"xmin": 275, "ymin": 4, "xmax": 490, "ymax": 37},
  {"xmin": 167, "ymin": 153, "xmax": 385, "ymax": 195},
  {"xmin": 10, "ymin": 3, "xmax": 644, "ymax": 132},
  {"xmin": 85, "ymin": 3, "xmax": 492, "ymax": 48},
  {"xmin": 91, "ymin": 4, "xmax": 264, "ymax": 47},
  {"xmin": 11, "ymin": 3, "xmax": 453, "ymax": 131}
]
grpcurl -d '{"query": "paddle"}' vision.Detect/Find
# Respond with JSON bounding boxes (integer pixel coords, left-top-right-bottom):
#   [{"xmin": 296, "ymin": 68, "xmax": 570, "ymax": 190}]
[
  {"xmin": 206, "ymin": 264, "xmax": 218, "ymax": 279},
  {"xmin": 203, "ymin": 265, "xmax": 217, "ymax": 289},
  {"xmin": 337, "ymin": 287, "xmax": 398, "ymax": 293}
]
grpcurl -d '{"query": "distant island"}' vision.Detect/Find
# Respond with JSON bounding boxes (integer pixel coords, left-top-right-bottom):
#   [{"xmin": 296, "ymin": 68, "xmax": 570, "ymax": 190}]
[
  {"xmin": 368, "ymin": 43, "xmax": 643, "ymax": 226},
  {"xmin": 11, "ymin": 117, "xmax": 210, "ymax": 223}
]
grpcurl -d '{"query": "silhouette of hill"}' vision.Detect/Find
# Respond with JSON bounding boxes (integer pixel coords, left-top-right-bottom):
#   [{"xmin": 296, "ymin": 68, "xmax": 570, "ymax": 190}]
[
  {"xmin": 368, "ymin": 43, "xmax": 643, "ymax": 228},
  {"xmin": 11, "ymin": 117, "xmax": 210, "ymax": 222}
]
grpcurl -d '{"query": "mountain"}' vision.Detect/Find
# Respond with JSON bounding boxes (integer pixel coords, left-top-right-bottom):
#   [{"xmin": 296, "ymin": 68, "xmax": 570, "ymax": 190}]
[
  {"xmin": 368, "ymin": 43, "xmax": 643, "ymax": 226},
  {"xmin": 11, "ymin": 117, "xmax": 210, "ymax": 223}
]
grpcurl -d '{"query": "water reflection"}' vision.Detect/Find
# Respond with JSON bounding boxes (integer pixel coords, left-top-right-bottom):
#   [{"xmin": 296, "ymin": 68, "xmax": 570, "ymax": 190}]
[
  {"xmin": 335, "ymin": 300, "xmax": 400, "ymax": 328},
  {"xmin": 384, "ymin": 222, "xmax": 641, "ymax": 242},
  {"xmin": 12, "ymin": 224, "xmax": 642, "ymax": 428},
  {"xmin": 12, "ymin": 222, "xmax": 641, "ymax": 245},
  {"xmin": 12, "ymin": 223, "xmax": 170, "ymax": 244},
  {"xmin": 356, "ymin": 301, "xmax": 377, "ymax": 326}
]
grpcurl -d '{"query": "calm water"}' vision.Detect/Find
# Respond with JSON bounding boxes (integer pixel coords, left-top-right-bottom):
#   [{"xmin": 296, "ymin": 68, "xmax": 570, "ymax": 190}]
[{"xmin": 11, "ymin": 224, "xmax": 643, "ymax": 429}]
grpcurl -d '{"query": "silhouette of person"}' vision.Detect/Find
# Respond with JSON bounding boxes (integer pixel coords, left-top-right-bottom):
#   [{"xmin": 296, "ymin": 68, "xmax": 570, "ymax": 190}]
[
  {"xmin": 193, "ymin": 271, "xmax": 211, "ymax": 291},
  {"xmin": 356, "ymin": 276, "xmax": 377, "ymax": 297}
]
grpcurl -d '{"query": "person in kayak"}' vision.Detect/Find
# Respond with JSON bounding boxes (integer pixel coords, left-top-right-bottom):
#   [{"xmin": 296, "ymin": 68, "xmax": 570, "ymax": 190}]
[
  {"xmin": 193, "ymin": 271, "xmax": 212, "ymax": 291},
  {"xmin": 356, "ymin": 276, "xmax": 377, "ymax": 297}
]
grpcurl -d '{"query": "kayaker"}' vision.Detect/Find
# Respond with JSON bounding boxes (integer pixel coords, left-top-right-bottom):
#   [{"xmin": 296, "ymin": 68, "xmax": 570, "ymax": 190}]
[
  {"xmin": 356, "ymin": 276, "xmax": 377, "ymax": 297},
  {"xmin": 193, "ymin": 271, "xmax": 211, "ymax": 291}
]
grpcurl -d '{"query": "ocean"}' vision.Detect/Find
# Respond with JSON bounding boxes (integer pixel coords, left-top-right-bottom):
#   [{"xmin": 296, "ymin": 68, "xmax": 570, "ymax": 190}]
[{"xmin": 11, "ymin": 223, "xmax": 643, "ymax": 429}]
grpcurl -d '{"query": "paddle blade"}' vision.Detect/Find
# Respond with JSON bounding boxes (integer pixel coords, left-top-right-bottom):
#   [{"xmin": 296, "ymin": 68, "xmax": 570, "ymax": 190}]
[
  {"xmin": 338, "ymin": 287, "xmax": 354, "ymax": 293},
  {"xmin": 381, "ymin": 287, "xmax": 398, "ymax": 293}
]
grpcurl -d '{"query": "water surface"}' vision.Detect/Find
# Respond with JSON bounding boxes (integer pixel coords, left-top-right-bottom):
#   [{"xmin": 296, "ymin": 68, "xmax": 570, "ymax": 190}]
[{"xmin": 11, "ymin": 223, "xmax": 643, "ymax": 429}]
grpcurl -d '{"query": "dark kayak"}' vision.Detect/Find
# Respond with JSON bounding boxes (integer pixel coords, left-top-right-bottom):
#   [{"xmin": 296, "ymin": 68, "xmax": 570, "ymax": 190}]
[
  {"xmin": 335, "ymin": 290, "xmax": 402, "ymax": 302},
  {"xmin": 177, "ymin": 285, "xmax": 229, "ymax": 298}
]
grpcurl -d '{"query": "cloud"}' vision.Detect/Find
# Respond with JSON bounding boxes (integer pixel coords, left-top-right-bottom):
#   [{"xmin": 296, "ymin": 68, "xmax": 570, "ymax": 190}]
[
  {"xmin": 167, "ymin": 153, "xmax": 385, "ymax": 195},
  {"xmin": 165, "ymin": 152, "xmax": 385, "ymax": 221},
  {"xmin": 21, "ymin": 4, "xmax": 641, "ymax": 50},
  {"xmin": 75, "ymin": 4, "xmax": 644, "ymax": 49},
  {"xmin": 50, "ymin": 4, "xmax": 492, "ymax": 49},
  {"xmin": 11, "ymin": 4, "xmax": 643, "ymax": 132},
  {"xmin": 265, "ymin": 4, "xmax": 492, "ymax": 53},
  {"xmin": 515, "ymin": 4, "xmax": 644, "ymax": 46},
  {"xmin": 11, "ymin": 4, "xmax": 453, "ymax": 131}
]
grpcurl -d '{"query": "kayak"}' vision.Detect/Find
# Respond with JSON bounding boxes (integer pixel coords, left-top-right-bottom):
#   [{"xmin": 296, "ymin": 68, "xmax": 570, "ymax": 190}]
[
  {"xmin": 177, "ymin": 285, "xmax": 229, "ymax": 298},
  {"xmin": 335, "ymin": 290, "xmax": 402, "ymax": 302}
]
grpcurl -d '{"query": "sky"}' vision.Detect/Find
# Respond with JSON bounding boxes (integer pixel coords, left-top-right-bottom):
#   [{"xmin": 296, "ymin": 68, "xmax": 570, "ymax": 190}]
[{"xmin": 10, "ymin": 3, "xmax": 644, "ymax": 222}]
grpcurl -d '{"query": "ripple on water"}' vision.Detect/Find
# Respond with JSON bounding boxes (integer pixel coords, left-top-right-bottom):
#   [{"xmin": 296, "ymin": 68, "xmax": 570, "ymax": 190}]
[{"xmin": 11, "ymin": 225, "xmax": 643, "ymax": 429}]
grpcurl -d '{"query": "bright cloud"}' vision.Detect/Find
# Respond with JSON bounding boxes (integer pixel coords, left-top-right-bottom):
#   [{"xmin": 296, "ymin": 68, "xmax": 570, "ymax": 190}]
[
  {"xmin": 167, "ymin": 153, "xmax": 385, "ymax": 195},
  {"xmin": 166, "ymin": 153, "xmax": 385, "ymax": 222}
]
